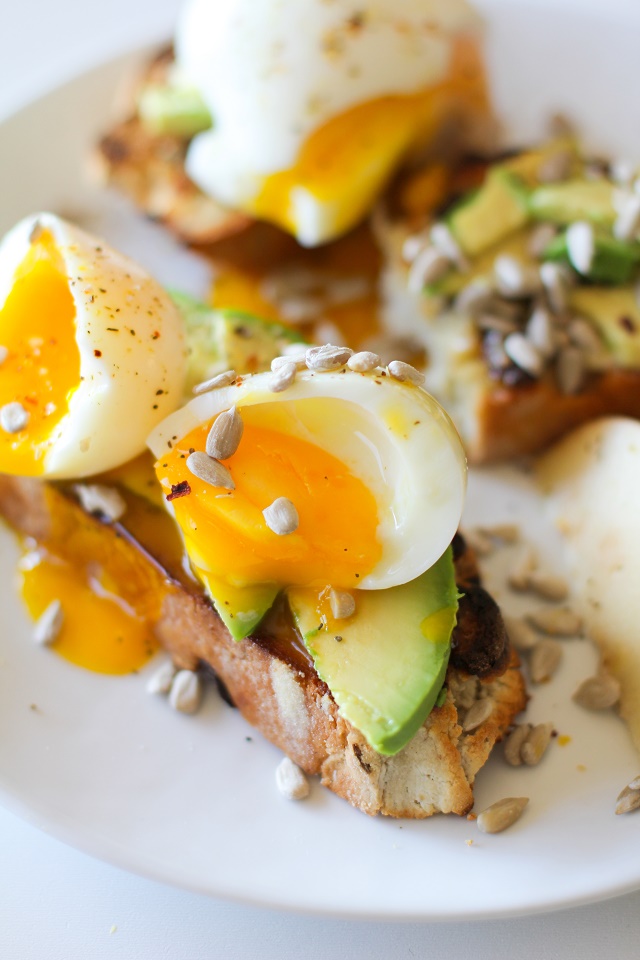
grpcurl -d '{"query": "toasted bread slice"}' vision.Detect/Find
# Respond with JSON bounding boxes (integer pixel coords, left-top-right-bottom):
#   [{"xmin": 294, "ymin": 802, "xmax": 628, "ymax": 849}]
[{"xmin": 0, "ymin": 475, "xmax": 525, "ymax": 818}]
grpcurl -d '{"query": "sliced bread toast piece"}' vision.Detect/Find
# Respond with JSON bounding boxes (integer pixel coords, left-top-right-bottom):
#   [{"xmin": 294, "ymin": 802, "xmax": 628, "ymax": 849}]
[{"xmin": 0, "ymin": 475, "xmax": 525, "ymax": 817}]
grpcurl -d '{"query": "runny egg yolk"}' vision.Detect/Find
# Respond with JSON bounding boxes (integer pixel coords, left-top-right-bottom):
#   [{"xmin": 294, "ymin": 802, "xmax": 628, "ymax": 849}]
[
  {"xmin": 250, "ymin": 36, "xmax": 489, "ymax": 240},
  {"xmin": 156, "ymin": 405, "xmax": 381, "ymax": 589},
  {"xmin": 0, "ymin": 232, "xmax": 80, "ymax": 475},
  {"xmin": 20, "ymin": 551, "xmax": 158, "ymax": 675}
]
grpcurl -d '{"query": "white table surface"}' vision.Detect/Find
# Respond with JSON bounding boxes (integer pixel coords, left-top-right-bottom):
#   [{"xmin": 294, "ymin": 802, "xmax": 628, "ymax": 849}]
[{"xmin": 2, "ymin": 1, "xmax": 640, "ymax": 957}]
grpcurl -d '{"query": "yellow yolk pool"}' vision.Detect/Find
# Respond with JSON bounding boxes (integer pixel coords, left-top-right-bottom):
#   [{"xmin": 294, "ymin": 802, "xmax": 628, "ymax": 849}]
[
  {"xmin": 20, "ymin": 551, "xmax": 158, "ymax": 675},
  {"xmin": 156, "ymin": 406, "xmax": 381, "ymax": 590},
  {"xmin": 0, "ymin": 233, "xmax": 80, "ymax": 475}
]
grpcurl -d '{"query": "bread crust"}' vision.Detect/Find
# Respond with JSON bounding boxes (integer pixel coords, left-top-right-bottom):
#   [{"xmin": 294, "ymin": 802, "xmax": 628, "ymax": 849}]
[{"xmin": 0, "ymin": 476, "xmax": 526, "ymax": 817}]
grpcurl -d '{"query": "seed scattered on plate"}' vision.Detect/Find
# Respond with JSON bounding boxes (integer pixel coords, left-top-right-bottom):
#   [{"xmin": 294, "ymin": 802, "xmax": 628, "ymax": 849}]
[
  {"xmin": 263, "ymin": 497, "xmax": 299, "ymax": 536},
  {"xmin": 0, "ymin": 401, "xmax": 30, "ymax": 434},
  {"xmin": 508, "ymin": 546, "xmax": 538, "ymax": 591},
  {"xmin": 521, "ymin": 722, "xmax": 554, "ymax": 766},
  {"xmin": 526, "ymin": 571, "xmax": 570, "ymax": 602},
  {"xmin": 615, "ymin": 776, "xmax": 640, "ymax": 815},
  {"xmin": 504, "ymin": 617, "xmax": 539, "ymax": 653},
  {"xmin": 477, "ymin": 797, "xmax": 529, "ymax": 834},
  {"xmin": 206, "ymin": 405, "xmax": 244, "ymax": 460},
  {"xmin": 168, "ymin": 669, "xmax": 202, "ymax": 714},
  {"xmin": 503, "ymin": 723, "xmax": 533, "ymax": 766},
  {"xmin": 573, "ymin": 672, "xmax": 621, "ymax": 710},
  {"xmin": 529, "ymin": 638, "xmax": 563, "ymax": 684},
  {"xmin": 187, "ymin": 451, "xmax": 235, "ymax": 490},
  {"xmin": 527, "ymin": 606, "xmax": 582, "ymax": 637},
  {"xmin": 146, "ymin": 659, "xmax": 177, "ymax": 695},
  {"xmin": 275, "ymin": 757, "xmax": 310, "ymax": 801},
  {"xmin": 192, "ymin": 369, "xmax": 237, "ymax": 396},
  {"xmin": 33, "ymin": 599, "xmax": 64, "ymax": 647}
]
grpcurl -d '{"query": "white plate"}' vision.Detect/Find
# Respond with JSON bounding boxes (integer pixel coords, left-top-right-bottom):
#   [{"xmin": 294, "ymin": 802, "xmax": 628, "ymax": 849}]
[{"xmin": 1, "ymin": 0, "xmax": 640, "ymax": 921}]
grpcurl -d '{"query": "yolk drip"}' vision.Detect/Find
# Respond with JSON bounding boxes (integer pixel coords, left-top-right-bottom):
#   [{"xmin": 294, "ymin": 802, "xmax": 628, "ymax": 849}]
[
  {"xmin": 0, "ymin": 232, "xmax": 80, "ymax": 475},
  {"xmin": 20, "ymin": 550, "xmax": 158, "ymax": 675},
  {"xmin": 251, "ymin": 35, "xmax": 489, "ymax": 238},
  {"xmin": 156, "ymin": 406, "xmax": 381, "ymax": 589}
]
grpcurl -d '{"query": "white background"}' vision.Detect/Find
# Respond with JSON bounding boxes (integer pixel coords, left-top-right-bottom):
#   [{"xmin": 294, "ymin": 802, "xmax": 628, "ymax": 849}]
[{"xmin": 1, "ymin": 1, "xmax": 640, "ymax": 957}]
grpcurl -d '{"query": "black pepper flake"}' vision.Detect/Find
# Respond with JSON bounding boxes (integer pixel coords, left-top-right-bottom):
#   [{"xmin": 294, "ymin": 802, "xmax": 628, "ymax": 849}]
[
  {"xmin": 335, "ymin": 635, "xmax": 343, "ymax": 642},
  {"xmin": 130, "ymin": 329, "xmax": 136, "ymax": 336},
  {"xmin": 94, "ymin": 349, "xmax": 102, "ymax": 357},
  {"xmin": 152, "ymin": 404, "xmax": 158, "ymax": 410},
  {"xmin": 355, "ymin": 573, "xmax": 360, "ymax": 578},
  {"xmin": 151, "ymin": 331, "xmax": 161, "ymax": 340},
  {"xmin": 106, "ymin": 327, "xmax": 119, "ymax": 332},
  {"xmin": 166, "ymin": 480, "xmax": 192, "ymax": 502},
  {"xmin": 619, "ymin": 315, "xmax": 636, "ymax": 333},
  {"xmin": 156, "ymin": 389, "xmax": 164, "ymax": 396},
  {"xmin": 99, "ymin": 288, "xmax": 106, "ymax": 294}
]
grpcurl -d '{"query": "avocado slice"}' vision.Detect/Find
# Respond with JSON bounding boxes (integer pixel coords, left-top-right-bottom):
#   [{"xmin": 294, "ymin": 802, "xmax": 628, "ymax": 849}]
[
  {"xmin": 570, "ymin": 286, "xmax": 640, "ymax": 367},
  {"xmin": 137, "ymin": 82, "xmax": 212, "ymax": 139},
  {"xmin": 171, "ymin": 292, "xmax": 306, "ymax": 388},
  {"xmin": 286, "ymin": 549, "xmax": 459, "ymax": 756},
  {"xmin": 448, "ymin": 170, "xmax": 530, "ymax": 258},
  {"xmin": 199, "ymin": 572, "xmax": 279, "ymax": 642},
  {"xmin": 544, "ymin": 231, "xmax": 640, "ymax": 284},
  {"xmin": 529, "ymin": 178, "xmax": 616, "ymax": 227}
]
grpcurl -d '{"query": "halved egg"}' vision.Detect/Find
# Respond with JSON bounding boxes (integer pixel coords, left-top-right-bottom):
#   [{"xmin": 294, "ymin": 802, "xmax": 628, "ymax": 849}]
[
  {"xmin": 0, "ymin": 213, "xmax": 187, "ymax": 478},
  {"xmin": 176, "ymin": 0, "xmax": 486, "ymax": 245},
  {"xmin": 148, "ymin": 364, "xmax": 466, "ymax": 593}
]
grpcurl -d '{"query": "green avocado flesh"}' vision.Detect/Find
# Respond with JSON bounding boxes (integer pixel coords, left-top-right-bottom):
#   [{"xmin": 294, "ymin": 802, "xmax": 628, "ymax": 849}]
[
  {"xmin": 286, "ymin": 549, "xmax": 459, "ymax": 756},
  {"xmin": 570, "ymin": 286, "xmax": 640, "ymax": 366},
  {"xmin": 544, "ymin": 231, "xmax": 640, "ymax": 284},
  {"xmin": 171, "ymin": 292, "xmax": 306, "ymax": 389},
  {"xmin": 448, "ymin": 170, "xmax": 530, "ymax": 258},
  {"xmin": 200, "ymin": 573, "xmax": 279, "ymax": 642},
  {"xmin": 529, "ymin": 178, "xmax": 616, "ymax": 227},
  {"xmin": 137, "ymin": 83, "xmax": 212, "ymax": 138}
]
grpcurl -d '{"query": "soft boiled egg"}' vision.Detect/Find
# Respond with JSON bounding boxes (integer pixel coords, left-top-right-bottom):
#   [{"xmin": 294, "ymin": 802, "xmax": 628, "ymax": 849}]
[
  {"xmin": 148, "ymin": 359, "xmax": 466, "ymax": 594},
  {"xmin": 175, "ymin": 0, "xmax": 484, "ymax": 246},
  {"xmin": 0, "ymin": 213, "xmax": 187, "ymax": 479}
]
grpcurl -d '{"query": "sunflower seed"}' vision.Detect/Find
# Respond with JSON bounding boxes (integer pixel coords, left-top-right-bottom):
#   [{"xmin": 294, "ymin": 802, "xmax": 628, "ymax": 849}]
[
  {"xmin": 0, "ymin": 401, "xmax": 30, "ymax": 434},
  {"xmin": 146, "ymin": 659, "xmax": 177, "ymax": 695},
  {"xmin": 527, "ymin": 607, "xmax": 582, "ymax": 636},
  {"xmin": 529, "ymin": 638, "xmax": 563, "ymax": 683},
  {"xmin": 192, "ymin": 369, "xmax": 237, "ymax": 395},
  {"xmin": 464, "ymin": 527, "xmax": 494, "ymax": 556},
  {"xmin": 388, "ymin": 360, "xmax": 425, "ymax": 386},
  {"xmin": 206, "ymin": 406, "xmax": 244, "ymax": 460},
  {"xmin": 573, "ymin": 672, "xmax": 621, "ymax": 710},
  {"xmin": 402, "ymin": 233, "xmax": 428, "ymax": 263},
  {"xmin": 527, "ymin": 572, "xmax": 569, "ymax": 602},
  {"xmin": 477, "ymin": 797, "xmax": 529, "ymax": 834},
  {"xmin": 271, "ymin": 354, "xmax": 307, "ymax": 372},
  {"xmin": 613, "ymin": 192, "xmax": 640, "ymax": 242},
  {"xmin": 556, "ymin": 346, "xmax": 586, "ymax": 394},
  {"xmin": 33, "ymin": 599, "xmax": 63, "ymax": 646},
  {"xmin": 463, "ymin": 697, "xmax": 494, "ymax": 733},
  {"xmin": 263, "ymin": 497, "xmax": 299, "ymax": 536},
  {"xmin": 269, "ymin": 361, "xmax": 297, "ymax": 392},
  {"xmin": 477, "ymin": 313, "xmax": 518, "ymax": 335},
  {"xmin": 566, "ymin": 221, "xmax": 595, "ymax": 275},
  {"xmin": 305, "ymin": 344, "xmax": 353, "ymax": 371},
  {"xmin": 529, "ymin": 223, "xmax": 558, "ymax": 259},
  {"xmin": 407, "ymin": 246, "xmax": 450, "ymax": 292},
  {"xmin": 168, "ymin": 669, "xmax": 202, "ymax": 714},
  {"xmin": 616, "ymin": 781, "xmax": 640, "ymax": 815},
  {"xmin": 329, "ymin": 588, "xmax": 356, "ymax": 620},
  {"xmin": 504, "ymin": 617, "xmax": 539, "ymax": 653},
  {"xmin": 521, "ymin": 722, "xmax": 554, "ymax": 766},
  {"xmin": 538, "ymin": 149, "xmax": 574, "ymax": 184},
  {"xmin": 508, "ymin": 547, "xmax": 537, "ymax": 591},
  {"xmin": 540, "ymin": 261, "xmax": 572, "ymax": 313},
  {"xmin": 494, "ymin": 255, "xmax": 541, "ymax": 299},
  {"xmin": 504, "ymin": 724, "xmax": 533, "ymax": 766},
  {"xmin": 74, "ymin": 483, "xmax": 127, "ymax": 523},
  {"xmin": 526, "ymin": 306, "xmax": 557, "ymax": 359},
  {"xmin": 504, "ymin": 333, "xmax": 544, "ymax": 377},
  {"xmin": 187, "ymin": 451, "xmax": 235, "ymax": 489},
  {"xmin": 454, "ymin": 278, "xmax": 495, "ymax": 315},
  {"xmin": 430, "ymin": 222, "xmax": 469, "ymax": 271},
  {"xmin": 0, "ymin": 345, "xmax": 8, "ymax": 366},
  {"xmin": 275, "ymin": 757, "xmax": 310, "ymax": 801},
  {"xmin": 347, "ymin": 351, "xmax": 381, "ymax": 372},
  {"xmin": 567, "ymin": 317, "xmax": 603, "ymax": 354}
]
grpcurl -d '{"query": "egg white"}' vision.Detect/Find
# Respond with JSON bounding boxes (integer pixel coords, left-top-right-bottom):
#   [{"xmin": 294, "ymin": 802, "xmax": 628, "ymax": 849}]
[
  {"xmin": 0, "ymin": 213, "xmax": 187, "ymax": 478},
  {"xmin": 148, "ymin": 367, "xmax": 467, "ymax": 590},
  {"xmin": 176, "ymin": 0, "xmax": 480, "ymax": 244}
]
